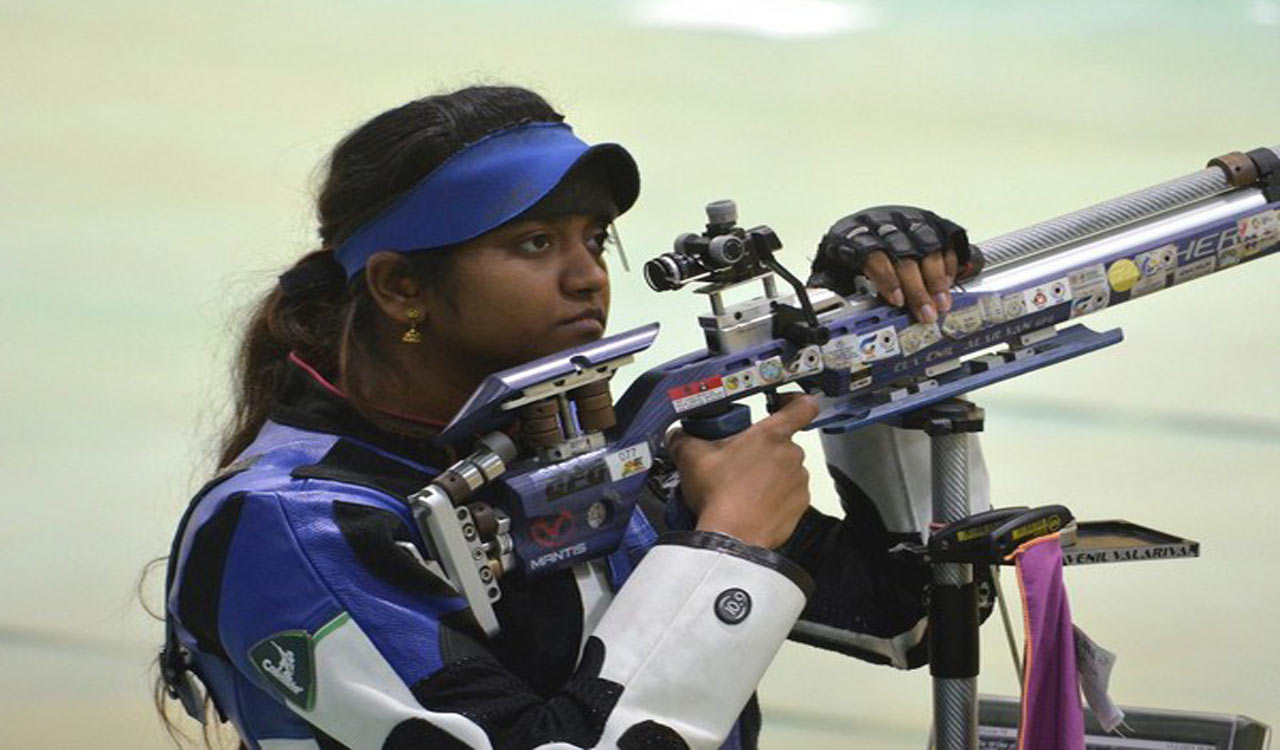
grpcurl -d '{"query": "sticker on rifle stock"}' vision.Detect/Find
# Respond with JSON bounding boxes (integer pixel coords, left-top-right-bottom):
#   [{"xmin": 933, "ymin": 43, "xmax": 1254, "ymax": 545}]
[
  {"xmin": 1136, "ymin": 243, "xmax": 1177, "ymax": 277},
  {"xmin": 1174, "ymin": 256, "xmax": 1215, "ymax": 284},
  {"xmin": 667, "ymin": 376, "xmax": 727, "ymax": 413},
  {"xmin": 757, "ymin": 356, "xmax": 785, "ymax": 384},
  {"xmin": 821, "ymin": 334, "xmax": 858, "ymax": 370},
  {"xmin": 1217, "ymin": 210, "xmax": 1278, "ymax": 268},
  {"xmin": 606, "ymin": 442, "xmax": 652, "ymax": 481},
  {"xmin": 978, "ymin": 294, "xmax": 1006, "ymax": 324},
  {"xmin": 722, "ymin": 366, "xmax": 758, "ymax": 394},
  {"xmin": 1068, "ymin": 265, "xmax": 1109, "ymax": 318},
  {"xmin": 785, "ymin": 345, "xmax": 823, "ymax": 377},
  {"xmin": 1218, "ymin": 241, "xmax": 1246, "ymax": 268},
  {"xmin": 1130, "ymin": 244, "xmax": 1176, "ymax": 298},
  {"xmin": 940, "ymin": 304, "xmax": 985, "ymax": 338},
  {"xmin": 1068, "ymin": 264, "xmax": 1106, "ymax": 291},
  {"xmin": 1106, "ymin": 258, "xmax": 1140, "ymax": 293},
  {"xmin": 856, "ymin": 326, "xmax": 900, "ymax": 363},
  {"xmin": 1238, "ymin": 208, "xmax": 1280, "ymax": 256},
  {"xmin": 898, "ymin": 321, "xmax": 942, "ymax": 355},
  {"xmin": 1021, "ymin": 277, "xmax": 1072, "ymax": 312},
  {"xmin": 1001, "ymin": 290, "xmax": 1027, "ymax": 319}
]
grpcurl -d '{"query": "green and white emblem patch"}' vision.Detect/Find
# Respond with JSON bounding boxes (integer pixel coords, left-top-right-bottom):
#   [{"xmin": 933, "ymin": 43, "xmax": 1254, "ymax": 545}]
[{"xmin": 250, "ymin": 629, "xmax": 316, "ymax": 710}]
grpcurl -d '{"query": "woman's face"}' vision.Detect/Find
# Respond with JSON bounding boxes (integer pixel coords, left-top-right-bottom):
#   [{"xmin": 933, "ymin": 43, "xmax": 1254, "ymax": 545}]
[{"xmin": 419, "ymin": 213, "xmax": 613, "ymax": 375}]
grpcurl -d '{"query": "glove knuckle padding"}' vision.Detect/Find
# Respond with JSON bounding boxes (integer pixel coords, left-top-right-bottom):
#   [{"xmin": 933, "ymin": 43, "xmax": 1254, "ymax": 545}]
[
  {"xmin": 907, "ymin": 221, "xmax": 941, "ymax": 251},
  {"xmin": 810, "ymin": 205, "xmax": 972, "ymax": 291},
  {"xmin": 848, "ymin": 230, "xmax": 884, "ymax": 254},
  {"xmin": 880, "ymin": 226, "xmax": 920, "ymax": 260}
]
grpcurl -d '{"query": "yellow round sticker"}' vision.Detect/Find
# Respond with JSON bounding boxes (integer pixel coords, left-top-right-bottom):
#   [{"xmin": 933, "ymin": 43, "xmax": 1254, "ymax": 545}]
[{"xmin": 1107, "ymin": 258, "xmax": 1140, "ymax": 292}]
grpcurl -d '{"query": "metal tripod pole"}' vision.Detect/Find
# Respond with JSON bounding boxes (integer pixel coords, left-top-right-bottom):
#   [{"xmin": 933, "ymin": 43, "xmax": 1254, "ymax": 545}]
[{"xmin": 899, "ymin": 399, "xmax": 985, "ymax": 750}]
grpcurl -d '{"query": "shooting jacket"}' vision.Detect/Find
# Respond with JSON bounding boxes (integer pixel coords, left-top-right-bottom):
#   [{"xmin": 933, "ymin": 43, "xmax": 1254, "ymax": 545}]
[{"xmin": 165, "ymin": 358, "xmax": 987, "ymax": 750}]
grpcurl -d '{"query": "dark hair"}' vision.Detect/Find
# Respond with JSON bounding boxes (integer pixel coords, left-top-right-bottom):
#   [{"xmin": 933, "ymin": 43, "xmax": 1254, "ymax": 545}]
[
  {"xmin": 154, "ymin": 85, "xmax": 566, "ymax": 749},
  {"xmin": 217, "ymin": 86, "xmax": 564, "ymax": 467}
]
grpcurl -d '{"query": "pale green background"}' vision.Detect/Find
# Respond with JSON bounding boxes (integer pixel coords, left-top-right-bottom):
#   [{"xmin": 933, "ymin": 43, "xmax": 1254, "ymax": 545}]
[{"xmin": 2, "ymin": 1, "xmax": 1278, "ymax": 747}]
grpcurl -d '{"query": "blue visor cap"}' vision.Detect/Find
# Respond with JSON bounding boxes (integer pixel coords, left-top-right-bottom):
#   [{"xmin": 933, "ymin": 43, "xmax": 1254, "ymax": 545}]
[{"xmin": 334, "ymin": 122, "xmax": 639, "ymax": 277}]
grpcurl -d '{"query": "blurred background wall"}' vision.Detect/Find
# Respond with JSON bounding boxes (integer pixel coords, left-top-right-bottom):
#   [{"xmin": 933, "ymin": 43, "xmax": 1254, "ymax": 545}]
[{"xmin": 2, "ymin": 1, "xmax": 1277, "ymax": 747}]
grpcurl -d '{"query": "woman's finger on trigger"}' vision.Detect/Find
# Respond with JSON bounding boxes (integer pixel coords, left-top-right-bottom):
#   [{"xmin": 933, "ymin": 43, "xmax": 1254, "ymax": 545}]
[
  {"xmin": 920, "ymin": 252, "xmax": 951, "ymax": 313},
  {"xmin": 665, "ymin": 426, "xmax": 691, "ymax": 460},
  {"xmin": 863, "ymin": 251, "xmax": 905, "ymax": 307},
  {"xmin": 759, "ymin": 393, "xmax": 820, "ymax": 437},
  {"xmin": 894, "ymin": 258, "xmax": 937, "ymax": 323}
]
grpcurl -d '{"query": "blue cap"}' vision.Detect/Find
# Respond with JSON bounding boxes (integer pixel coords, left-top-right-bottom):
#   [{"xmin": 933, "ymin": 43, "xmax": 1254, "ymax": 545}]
[{"xmin": 333, "ymin": 122, "xmax": 639, "ymax": 278}]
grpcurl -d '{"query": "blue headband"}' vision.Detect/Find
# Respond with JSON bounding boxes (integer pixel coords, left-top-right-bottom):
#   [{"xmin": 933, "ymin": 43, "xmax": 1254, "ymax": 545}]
[{"xmin": 333, "ymin": 122, "xmax": 639, "ymax": 277}]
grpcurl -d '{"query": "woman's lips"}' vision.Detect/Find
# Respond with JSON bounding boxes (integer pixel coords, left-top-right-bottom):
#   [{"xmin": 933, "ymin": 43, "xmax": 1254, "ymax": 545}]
[
  {"xmin": 560, "ymin": 317, "xmax": 605, "ymax": 335},
  {"xmin": 559, "ymin": 309, "xmax": 606, "ymax": 335}
]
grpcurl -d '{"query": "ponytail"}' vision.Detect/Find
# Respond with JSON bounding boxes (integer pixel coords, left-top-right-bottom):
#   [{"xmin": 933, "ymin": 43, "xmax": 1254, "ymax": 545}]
[{"xmin": 216, "ymin": 250, "xmax": 348, "ymax": 467}]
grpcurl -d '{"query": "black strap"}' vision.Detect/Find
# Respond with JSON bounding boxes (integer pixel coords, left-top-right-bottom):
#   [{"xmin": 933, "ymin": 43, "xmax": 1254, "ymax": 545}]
[
  {"xmin": 159, "ymin": 455, "xmax": 261, "ymax": 723},
  {"xmin": 291, "ymin": 438, "xmax": 439, "ymax": 500}
]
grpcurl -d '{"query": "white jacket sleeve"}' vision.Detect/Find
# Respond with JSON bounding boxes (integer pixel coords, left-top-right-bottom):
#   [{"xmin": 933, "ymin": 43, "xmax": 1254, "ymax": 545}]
[
  {"xmin": 820, "ymin": 422, "xmax": 990, "ymax": 539},
  {"xmin": 588, "ymin": 531, "xmax": 813, "ymax": 749}
]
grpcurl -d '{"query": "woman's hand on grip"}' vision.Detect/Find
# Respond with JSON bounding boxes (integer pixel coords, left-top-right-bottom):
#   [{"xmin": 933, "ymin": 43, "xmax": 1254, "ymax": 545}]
[{"xmin": 667, "ymin": 394, "xmax": 820, "ymax": 549}]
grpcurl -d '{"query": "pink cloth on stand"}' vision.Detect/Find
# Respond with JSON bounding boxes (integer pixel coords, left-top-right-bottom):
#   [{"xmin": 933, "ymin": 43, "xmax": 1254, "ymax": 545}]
[{"xmin": 1010, "ymin": 533, "xmax": 1085, "ymax": 750}]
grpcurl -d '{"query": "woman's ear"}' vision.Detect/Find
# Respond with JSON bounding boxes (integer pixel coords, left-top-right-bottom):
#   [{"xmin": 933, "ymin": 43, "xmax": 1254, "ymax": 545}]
[{"xmin": 364, "ymin": 251, "xmax": 423, "ymax": 324}]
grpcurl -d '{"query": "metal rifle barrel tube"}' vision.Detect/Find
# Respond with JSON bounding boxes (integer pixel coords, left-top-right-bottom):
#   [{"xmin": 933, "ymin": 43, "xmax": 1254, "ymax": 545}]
[
  {"xmin": 977, "ymin": 145, "xmax": 1279, "ymax": 268},
  {"xmin": 965, "ymin": 187, "xmax": 1269, "ymax": 296}
]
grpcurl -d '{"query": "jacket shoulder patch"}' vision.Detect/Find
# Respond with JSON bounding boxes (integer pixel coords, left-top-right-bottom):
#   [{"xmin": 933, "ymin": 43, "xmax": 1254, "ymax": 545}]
[{"xmin": 250, "ymin": 629, "xmax": 317, "ymax": 710}]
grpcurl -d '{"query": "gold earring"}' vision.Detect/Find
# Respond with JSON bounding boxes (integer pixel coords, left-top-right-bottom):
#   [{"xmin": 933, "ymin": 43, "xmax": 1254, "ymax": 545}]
[{"xmin": 402, "ymin": 308, "xmax": 423, "ymax": 344}]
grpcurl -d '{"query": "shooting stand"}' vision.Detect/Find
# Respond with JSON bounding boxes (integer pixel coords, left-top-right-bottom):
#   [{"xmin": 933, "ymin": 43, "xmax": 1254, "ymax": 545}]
[{"xmin": 894, "ymin": 397, "xmax": 1204, "ymax": 750}]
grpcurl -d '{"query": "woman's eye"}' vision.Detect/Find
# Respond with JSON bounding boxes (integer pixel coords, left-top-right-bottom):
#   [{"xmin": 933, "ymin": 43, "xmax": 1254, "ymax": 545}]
[
  {"xmin": 586, "ymin": 229, "xmax": 611, "ymax": 254},
  {"xmin": 515, "ymin": 233, "xmax": 554, "ymax": 254}
]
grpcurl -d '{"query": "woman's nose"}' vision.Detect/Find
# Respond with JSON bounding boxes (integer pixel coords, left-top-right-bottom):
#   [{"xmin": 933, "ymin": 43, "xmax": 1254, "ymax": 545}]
[{"xmin": 563, "ymin": 239, "xmax": 608, "ymax": 297}]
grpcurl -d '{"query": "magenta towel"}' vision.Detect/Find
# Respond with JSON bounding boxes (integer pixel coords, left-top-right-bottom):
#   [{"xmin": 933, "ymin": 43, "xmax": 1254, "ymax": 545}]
[{"xmin": 1012, "ymin": 534, "xmax": 1085, "ymax": 750}]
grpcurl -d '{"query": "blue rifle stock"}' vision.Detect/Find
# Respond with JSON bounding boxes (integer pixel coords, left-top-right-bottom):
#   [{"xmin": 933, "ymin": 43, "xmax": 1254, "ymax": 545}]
[{"xmin": 409, "ymin": 145, "xmax": 1280, "ymax": 637}]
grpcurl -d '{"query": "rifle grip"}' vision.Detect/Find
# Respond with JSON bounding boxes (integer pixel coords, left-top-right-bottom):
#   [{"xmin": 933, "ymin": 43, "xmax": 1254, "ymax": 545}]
[{"xmin": 681, "ymin": 403, "xmax": 752, "ymax": 440}]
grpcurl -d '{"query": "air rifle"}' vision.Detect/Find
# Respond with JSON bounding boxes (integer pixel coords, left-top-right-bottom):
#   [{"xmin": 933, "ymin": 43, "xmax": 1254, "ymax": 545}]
[{"xmin": 408, "ymin": 145, "xmax": 1280, "ymax": 637}]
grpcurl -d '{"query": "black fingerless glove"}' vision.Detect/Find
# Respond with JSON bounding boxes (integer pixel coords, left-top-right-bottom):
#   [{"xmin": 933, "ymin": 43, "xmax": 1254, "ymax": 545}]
[{"xmin": 808, "ymin": 205, "xmax": 973, "ymax": 295}]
